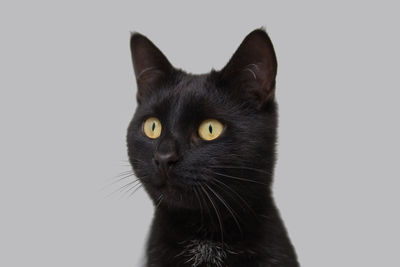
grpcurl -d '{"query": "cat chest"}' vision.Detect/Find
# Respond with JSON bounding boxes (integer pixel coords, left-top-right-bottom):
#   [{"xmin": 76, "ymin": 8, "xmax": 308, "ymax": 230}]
[{"xmin": 177, "ymin": 240, "xmax": 235, "ymax": 267}]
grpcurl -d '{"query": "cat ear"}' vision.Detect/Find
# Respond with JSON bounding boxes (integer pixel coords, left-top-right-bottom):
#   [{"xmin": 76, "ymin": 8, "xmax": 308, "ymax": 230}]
[
  {"xmin": 219, "ymin": 29, "xmax": 278, "ymax": 109},
  {"xmin": 130, "ymin": 33, "xmax": 173, "ymax": 104}
]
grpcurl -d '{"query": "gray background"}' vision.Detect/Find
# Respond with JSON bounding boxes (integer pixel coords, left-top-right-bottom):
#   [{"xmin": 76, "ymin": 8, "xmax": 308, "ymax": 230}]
[{"xmin": 1, "ymin": 1, "xmax": 399, "ymax": 266}]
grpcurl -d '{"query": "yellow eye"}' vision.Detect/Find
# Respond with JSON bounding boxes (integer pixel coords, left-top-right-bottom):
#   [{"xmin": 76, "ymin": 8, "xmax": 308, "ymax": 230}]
[
  {"xmin": 198, "ymin": 119, "xmax": 224, "ymax": 141},
  {"xmin": 143, "ymin": 117, "xmax": 162, "ymax": 139}
]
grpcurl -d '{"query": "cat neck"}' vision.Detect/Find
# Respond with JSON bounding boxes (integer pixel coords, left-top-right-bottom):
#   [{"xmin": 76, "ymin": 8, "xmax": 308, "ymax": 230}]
[
  {"xmin": 152, "ymin": 194, "xmax": 276, "ymax": 244},
  {"xmin": 147, "ymin": 198, "xmax": 299, "ymax": 266}
]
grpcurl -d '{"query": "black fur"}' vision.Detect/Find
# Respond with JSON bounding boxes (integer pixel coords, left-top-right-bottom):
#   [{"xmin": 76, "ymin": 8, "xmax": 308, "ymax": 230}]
[{"xmin": 127, "ymin": 29, "xmax": 299, "ymax": 266}]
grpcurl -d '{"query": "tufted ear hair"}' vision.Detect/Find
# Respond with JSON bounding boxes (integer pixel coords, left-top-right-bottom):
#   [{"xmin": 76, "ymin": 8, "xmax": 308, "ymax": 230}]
[
  {"xmin": 130, "ymin": 33, "xmax": 174, "ymax": 104},
  {"xmin": 218, "ymin": 29, "xmax": 278, "ymax": 109}
]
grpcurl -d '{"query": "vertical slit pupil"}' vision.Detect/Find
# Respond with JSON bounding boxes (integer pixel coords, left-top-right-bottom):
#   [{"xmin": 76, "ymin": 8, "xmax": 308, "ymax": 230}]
[
  {"xmin": 152, "ymin": 122, "xmax": 156, "ymax": 131},
  {"xmin": 209, "ymin": 124, "xmax": 213, "ymax": 134}
]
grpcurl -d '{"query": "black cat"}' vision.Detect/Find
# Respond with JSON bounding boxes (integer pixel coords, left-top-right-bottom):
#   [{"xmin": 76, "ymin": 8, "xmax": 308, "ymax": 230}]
[{"xmin": 127, "ymin": 29, "xmax": 299, "ymax": 267}]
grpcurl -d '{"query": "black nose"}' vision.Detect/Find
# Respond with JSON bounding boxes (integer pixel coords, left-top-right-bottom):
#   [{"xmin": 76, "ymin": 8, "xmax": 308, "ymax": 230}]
[{"xmin": 154, "ymin": 151, "xmax": 179, "ymax": 174}]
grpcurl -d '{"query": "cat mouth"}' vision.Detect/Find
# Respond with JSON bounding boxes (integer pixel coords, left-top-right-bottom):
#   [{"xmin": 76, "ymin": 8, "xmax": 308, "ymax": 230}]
[
  {"xmin": 152, "ymin": 169, "xmax": 200, "ymax": 187},
  {"xmin": 147, "ymin": 174, "xmax": 203, "ymax": 208}
]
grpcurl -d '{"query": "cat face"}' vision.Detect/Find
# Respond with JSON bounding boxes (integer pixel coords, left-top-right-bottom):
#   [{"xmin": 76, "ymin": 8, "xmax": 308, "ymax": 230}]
[{"xmin": 127, "ymin": 30, "xmax": 278, "ymax": 211}]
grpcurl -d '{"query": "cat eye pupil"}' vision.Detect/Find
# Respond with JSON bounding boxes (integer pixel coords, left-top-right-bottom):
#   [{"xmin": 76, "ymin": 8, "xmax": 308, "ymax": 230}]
[
  {"xmin": 143, "ymin": 117, "xmax": 162, "ymax": 139},
  {"xmin": 198, "ymin": 119, "xmax": 222, "ymax": 141}
]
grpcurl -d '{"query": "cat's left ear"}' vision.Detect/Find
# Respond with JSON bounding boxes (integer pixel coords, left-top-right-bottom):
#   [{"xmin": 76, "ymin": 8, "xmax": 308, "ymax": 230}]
[
  {"xmin": 218, "ymin": 29, "xmax": 278, "ymax": 109},
  {"xmin": 130, "ymin": 33, "xmax": 173, "ymax": 104}
]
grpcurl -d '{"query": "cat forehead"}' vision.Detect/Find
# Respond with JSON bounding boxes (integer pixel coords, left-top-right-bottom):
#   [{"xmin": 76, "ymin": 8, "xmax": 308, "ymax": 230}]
[
  {"xmin": 172, "ymin": 73, "xmax": 212, "ymax": 95},
  {"xmin": 148, "ymin": 74, "xmax": 221, "ymax": 109}
]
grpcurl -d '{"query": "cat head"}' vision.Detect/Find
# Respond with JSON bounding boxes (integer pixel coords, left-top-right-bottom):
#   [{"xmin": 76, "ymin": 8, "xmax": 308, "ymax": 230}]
[{"xmin": 127, "ymin": 29, "xmax": 278, "ymax": 212}]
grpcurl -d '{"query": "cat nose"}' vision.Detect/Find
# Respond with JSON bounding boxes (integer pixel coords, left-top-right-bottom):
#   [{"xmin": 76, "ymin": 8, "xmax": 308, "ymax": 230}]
[{"xmin": 154, "ymin": 150, "xmax": 179, "ymax": 174}]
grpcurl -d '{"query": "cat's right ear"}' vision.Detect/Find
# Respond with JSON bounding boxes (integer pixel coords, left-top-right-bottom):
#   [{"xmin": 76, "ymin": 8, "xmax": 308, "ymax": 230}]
[{"xmin": 130, "ymin": 33, "xmax": 173, "ymax": 104}]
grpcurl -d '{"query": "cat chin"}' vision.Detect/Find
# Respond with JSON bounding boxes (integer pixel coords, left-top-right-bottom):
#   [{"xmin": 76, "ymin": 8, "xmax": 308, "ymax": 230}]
[
  {"xmin": 158, "ymin": 196, "xmax": 199, "ymax": 210},
  {"xmin": 145, "ymin": 182, "xmax": 201, "ymax": 210}
]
